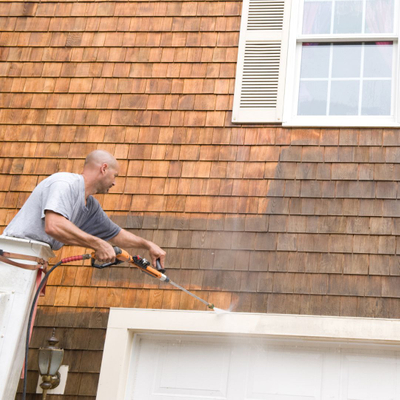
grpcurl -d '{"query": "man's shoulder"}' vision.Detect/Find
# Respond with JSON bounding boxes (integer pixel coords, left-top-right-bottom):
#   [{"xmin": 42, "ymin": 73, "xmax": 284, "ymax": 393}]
[{"xmin": 41, "ymin": 172, "xmax": 82, "ymax": 187}]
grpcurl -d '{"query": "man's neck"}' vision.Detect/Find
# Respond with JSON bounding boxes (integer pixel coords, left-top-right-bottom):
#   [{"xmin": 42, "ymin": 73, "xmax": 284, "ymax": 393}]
[{"xmin": 82, "ymin": 173, "xmax": 97, "ymax": 200}]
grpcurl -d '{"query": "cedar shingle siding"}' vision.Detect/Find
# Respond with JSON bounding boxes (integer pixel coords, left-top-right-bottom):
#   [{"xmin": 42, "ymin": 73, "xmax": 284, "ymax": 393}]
[{"xmin": 1, "ymin": 0, "xmax": 399, "ymax": 398}]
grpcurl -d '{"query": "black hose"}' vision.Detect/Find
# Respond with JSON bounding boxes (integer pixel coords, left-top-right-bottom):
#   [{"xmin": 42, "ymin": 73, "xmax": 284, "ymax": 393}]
[{"xmin": 22, "ymin": 260, "xmax": 63, "ymax": 400}]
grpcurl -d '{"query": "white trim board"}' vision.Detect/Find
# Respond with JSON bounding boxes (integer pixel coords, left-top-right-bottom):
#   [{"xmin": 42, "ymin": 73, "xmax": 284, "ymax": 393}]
[
  {"xmin": 97, "ymin": 309, "xmax": 400, "ymax": 400},
  {"xmin": 107, "ymin": 308, "xmax": 400, "ymax": 343}
]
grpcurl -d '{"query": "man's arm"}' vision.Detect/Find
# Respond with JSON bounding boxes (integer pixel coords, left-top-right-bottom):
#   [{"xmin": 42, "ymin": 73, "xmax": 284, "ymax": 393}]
[
  {"xmin": 110, "ymin": 228, "xmax": 166, "ymax": 268},
  {"xmin": 44, "ymin": 210, "xmax": 116, "ymax": 262}
]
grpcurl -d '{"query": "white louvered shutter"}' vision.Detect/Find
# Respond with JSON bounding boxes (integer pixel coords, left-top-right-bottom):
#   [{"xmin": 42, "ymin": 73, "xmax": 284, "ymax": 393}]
[{"xmin": 232, "ymin": 0, "xmax": 291, "ymax": 123}]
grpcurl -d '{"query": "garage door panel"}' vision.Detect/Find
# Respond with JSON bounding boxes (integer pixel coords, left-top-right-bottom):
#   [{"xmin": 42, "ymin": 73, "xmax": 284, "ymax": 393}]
[
  {"xmin": 245, "ymin": 347, "xmax": 323, "ymax": 400},
  {"xmin": 341, "ymin": 354, "xmax": 399, "ymax": 400},
  {"xmin": 129, "ymin": 336, "xmax": 231, "ymax": 399},
  {"xmin": 157, "ymin": 340, "xmax": 231, "ymax": 396}
]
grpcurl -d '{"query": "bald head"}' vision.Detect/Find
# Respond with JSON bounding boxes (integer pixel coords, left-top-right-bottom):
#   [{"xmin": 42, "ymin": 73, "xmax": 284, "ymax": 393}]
[
  {"xmin": 82, "ymin": 150, "xmax": 119, "ymax": 195},
  {"xmin": 84, "ymin": 150, "xmax": 118, "ymax": 170}
]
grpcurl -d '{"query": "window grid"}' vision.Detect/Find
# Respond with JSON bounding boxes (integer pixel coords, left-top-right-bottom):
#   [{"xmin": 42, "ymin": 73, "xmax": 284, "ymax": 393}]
[
  {"xmin": 298, "ymin": 42, "xmax": 393, "ymax": 116},
  {"xmin": 358, "ymin": 43, "xmax": 365, "ymax": 116},
  {"xmin": 296, "ymin": 0, "xmax": 397, "ymax": 119},
  {"xmin": 326, "ymin": 43, "xmax": 333, "ymax": 115}
]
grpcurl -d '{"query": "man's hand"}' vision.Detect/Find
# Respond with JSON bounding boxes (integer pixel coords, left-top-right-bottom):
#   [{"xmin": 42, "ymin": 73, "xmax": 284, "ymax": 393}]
[
  {"xmin": 147, "ymin": 242, "xmax": 166, "ymax": 270},
  {"xmin": 111, "ymin": 228, "xmax": 167, "ymax": 269},
  {"xmin": 92, "ymin": 240, "xmax": 116, "ymax": 263}
]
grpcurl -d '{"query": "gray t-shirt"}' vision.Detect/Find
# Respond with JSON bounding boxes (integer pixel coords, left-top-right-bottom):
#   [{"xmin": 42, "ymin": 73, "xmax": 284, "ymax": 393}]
[{"xmin": 3, "ymin": 172, "xmax": 121, "ymax": 250}]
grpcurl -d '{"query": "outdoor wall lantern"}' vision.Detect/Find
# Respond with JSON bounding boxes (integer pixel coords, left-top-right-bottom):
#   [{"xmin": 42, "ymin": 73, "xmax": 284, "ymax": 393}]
[{"xmin": 38, "ymin": 328, "xmax": 64, "ymax": 399}]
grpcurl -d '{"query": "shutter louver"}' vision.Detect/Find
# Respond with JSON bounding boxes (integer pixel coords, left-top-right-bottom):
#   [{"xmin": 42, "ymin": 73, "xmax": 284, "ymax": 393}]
[
  {"xmin": 247, "ymin": 1, "xmax": 285, "ymax": 30},
  {"xmin": 232, "ymin": 0, "xmax": 291, "ymax": 123},
  {"xmin": 240, "ymin": 42, "xmax": 281, "ymax": 108}
]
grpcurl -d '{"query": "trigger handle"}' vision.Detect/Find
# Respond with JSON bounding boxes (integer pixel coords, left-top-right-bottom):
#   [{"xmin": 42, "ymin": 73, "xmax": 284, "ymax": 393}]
[
  {"xmin": 91, "ymin": 246, "xmax": 123, "ymax": 269},
  {"xmin": 156, "ymin": 259, "xmax": 166, "ymax": 273}
]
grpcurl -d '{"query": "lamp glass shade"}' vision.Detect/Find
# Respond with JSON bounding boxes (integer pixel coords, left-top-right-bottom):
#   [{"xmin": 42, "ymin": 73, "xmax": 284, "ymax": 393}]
[
  {"xmin": 49, "ymin": 349, "xmax": 63, "ymax": 375},
  {"xmin": 38, "ymin": 349, "xmax": 51, "ymax": 375},
  {"xmin": 38, "ymin": 348, "xmax": 64, "ymax": 376}
]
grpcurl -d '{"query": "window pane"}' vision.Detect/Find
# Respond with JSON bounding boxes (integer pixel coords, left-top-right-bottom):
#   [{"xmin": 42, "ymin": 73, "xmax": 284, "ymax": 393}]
[
  {"xmin": 333, "ymin": 1, "xmax": 363, "ymax": 33},
  {"xmin": 329, "ymin": 80, "xmax": 360, "ymax": 115},
  {"xmin": 365, "ymin": 0, "xmax": 394, "ymax": 33},
  {"xmin": 298, "ymin": 81, "xmax": 328, "ymax": 115},
  {"xmin": 302, "ymin": 0, "xmax": 394, "ymax": 35},
  {"xmin": 332, "ymin": 44, "xmax": 361, "ymax": 78},
  {"xmin": 303, "ymin": 1, "xmax": 332, "ymax": 34},
  {"xmin": 362, "ymin": 80, "xmax": 391, "ymax": 115},
  {"xmin": 364, "ymin": 43, "xmax": 393, "ymax": 78},
  {"xmin": 300, "ymin": 44, "xmax": 330, "ymax": 79}
]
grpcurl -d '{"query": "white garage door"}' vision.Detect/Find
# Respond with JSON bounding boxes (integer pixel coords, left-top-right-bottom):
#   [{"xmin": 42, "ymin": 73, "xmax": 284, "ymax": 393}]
[{"xmin": 127, "ymin": 334, "xmax": 400, "ymax": 400}]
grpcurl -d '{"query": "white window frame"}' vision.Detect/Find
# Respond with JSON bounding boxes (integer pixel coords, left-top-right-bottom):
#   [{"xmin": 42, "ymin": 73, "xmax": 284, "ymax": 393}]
[
  {"xmin": 232, "ymin": 0, "xmax": 400, "ymax": 127},
  {"xmin": 283, "ymin": 0, "xmax": 400, "ymax": 127},
  {"xmin": 97, "ymin": 308, "xmax": 400, "ymax": 400}
]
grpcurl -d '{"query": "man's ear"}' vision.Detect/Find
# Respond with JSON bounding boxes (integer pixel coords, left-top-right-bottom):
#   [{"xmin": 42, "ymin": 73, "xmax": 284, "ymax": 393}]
[{"xmin": 100, "ymin": 163, "xmax": 108, "ymax": 175}]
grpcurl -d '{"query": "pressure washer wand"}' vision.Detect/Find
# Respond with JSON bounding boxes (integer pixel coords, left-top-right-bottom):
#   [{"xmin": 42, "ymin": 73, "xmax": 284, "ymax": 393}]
[
  {"xmin": 167, "ymin": 279, "xmax": 214, "ymax": 310},
  {"xmin": 91, "ymin": 247, "xmax": 215, "ymax": 310}
]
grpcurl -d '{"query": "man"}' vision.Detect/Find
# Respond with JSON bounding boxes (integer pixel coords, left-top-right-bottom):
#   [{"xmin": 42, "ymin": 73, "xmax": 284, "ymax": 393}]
[{"xmin": 3, "ymin": 150, "xmax": 166, "ymax": 267}]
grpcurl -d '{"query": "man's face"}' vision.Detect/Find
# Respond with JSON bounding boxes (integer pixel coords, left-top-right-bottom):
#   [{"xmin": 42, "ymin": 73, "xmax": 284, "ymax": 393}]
[{"xmin": 98, "ymin": 163, "xmax": 119, "ymax": 194}]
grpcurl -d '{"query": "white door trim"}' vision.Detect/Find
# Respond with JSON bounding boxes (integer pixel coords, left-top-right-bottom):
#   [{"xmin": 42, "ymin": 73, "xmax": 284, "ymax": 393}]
[{"xmin": 97, "ymin": 309, "xmax": 400, "ymax": 400}]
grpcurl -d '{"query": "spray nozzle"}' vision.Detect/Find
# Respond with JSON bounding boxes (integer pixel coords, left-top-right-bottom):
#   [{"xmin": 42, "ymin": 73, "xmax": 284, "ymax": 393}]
[{"xmin": 207, "ymin": 303, "xmax": 215, "ymax": 310}]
